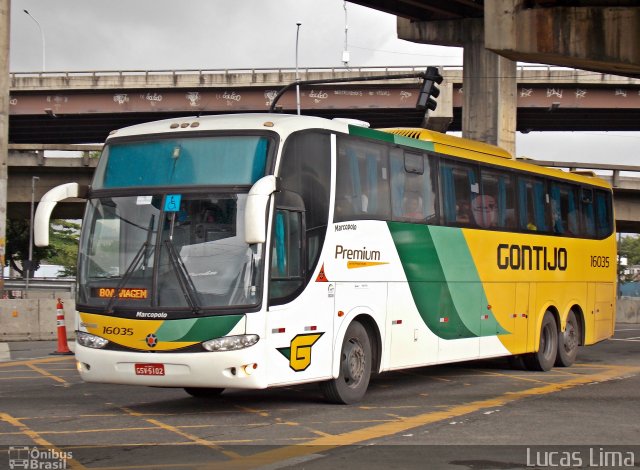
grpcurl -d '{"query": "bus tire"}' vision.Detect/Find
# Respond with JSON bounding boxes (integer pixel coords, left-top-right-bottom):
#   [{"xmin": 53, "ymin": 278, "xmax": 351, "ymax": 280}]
[
  {"xmin": 524, "ymin": 311, "xmax": 558, "ymax": 372},
  {"xmin": 555, "ymin": 310, "xmax": 580, "ymax": 367},
  {"xmin": 184, "ymin": 387, "xmax": 224, "ymax": 398},
  {"xmin": 319, "ymin": 321, "xmax": 372, "ymax": 404}
]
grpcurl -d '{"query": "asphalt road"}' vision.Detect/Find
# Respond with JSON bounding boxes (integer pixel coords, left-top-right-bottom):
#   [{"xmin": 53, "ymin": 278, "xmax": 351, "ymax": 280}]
[{"xmin": 1, "ymin": 326, "xmax": 639, "ymax": 470}]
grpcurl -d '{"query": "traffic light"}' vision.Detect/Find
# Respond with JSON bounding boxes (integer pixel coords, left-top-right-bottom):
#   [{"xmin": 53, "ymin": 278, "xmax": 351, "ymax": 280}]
[{"xmin": 416, "ymin": 66, "xmax": 443, "ymax": 111}]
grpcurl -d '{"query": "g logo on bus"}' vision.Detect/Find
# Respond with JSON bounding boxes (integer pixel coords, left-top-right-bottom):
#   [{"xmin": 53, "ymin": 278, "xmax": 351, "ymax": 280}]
[
  {"xmin": 277, "ymin": 333, "xmax": 324, "ymax": 372},
  {"xmin": 145, "ymin": 334, "xmax": 158, "ymax": 348}
]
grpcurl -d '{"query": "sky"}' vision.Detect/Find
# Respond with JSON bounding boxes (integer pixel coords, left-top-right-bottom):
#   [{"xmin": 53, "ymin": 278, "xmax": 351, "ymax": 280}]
[{"xmin": 7, "ymin": 0, "xmax": 640, "ymax": 167}]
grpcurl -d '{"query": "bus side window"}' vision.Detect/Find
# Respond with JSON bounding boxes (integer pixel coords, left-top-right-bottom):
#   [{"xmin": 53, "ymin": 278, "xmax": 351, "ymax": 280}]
[
  {"xmin": 594, "ymin": 190, "xmax": 613, "ymax": 238},
  {"xmin": 390, "ymin": 149, "xmax": 437, "ymax": 222},
  {"xmin": 479, "ymin": 169, "xmax": 515, "ymax": 229},
  {"xmin": 518, "ymin": 177, "xmax": 548, "ymax": 232},
  {"xmin": 581, "ymin": 188, "xmax": 596, "ymax": 237},
  {"xmin": 550, "ymin": 182, "xmax": 579, "ymax": 236},
  {"xmin": 269, "ymin": 210, "xmax": 304, "ymax": 303},
  {"xmin": 335, "ymin": 137, "xmax": 391, "ymax": 222},
  {"xmin": 440, "ymin": 160, "xmax": 478, "ymax": 226}
]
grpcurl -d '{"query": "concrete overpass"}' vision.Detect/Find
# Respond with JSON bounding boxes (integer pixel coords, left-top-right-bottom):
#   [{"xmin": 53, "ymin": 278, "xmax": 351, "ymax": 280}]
[
  {"xmin": 8, "ymin": 144, "xmax": 640, "ymax": 233},
  {"xmin": 348, "ymin": 0, "xmax": 640, "ymax": 155},
  {"xmin": 8, "ymin": 66, "xmax": 640, "ymax": 144}
]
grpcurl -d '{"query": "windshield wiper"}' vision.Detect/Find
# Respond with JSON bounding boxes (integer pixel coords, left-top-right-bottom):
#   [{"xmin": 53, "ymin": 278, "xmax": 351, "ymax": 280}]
[
  {"xmin": 105, "ymin": 241, "xmax": 148, "ymax": 314},
  {"xmin": 163, "ymin": 240, "xmax": 202, "ymax": 314}
]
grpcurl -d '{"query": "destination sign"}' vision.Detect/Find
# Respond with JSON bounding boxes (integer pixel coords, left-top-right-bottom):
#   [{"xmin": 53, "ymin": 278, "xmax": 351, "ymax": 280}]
[{"xmin": 92, "ymin": 287, "xmax": 149, "ymax": 299}]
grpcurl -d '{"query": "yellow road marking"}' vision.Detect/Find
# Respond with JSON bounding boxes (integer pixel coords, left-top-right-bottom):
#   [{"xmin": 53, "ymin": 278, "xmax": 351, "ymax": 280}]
[
  {"xmin": 233, "ymin": 404, "xmax": 270, "ymax": 418},
  {"xmin": 119, "ymin": 406, "xmax": 243, "ymax": 460},
  {"xmin": 0, "ymin": 356, "xmax": 74, "ymax": 368},
  {"xmin": 0, "ymin": 412, "xmax": 87, "ymax": 469},
  {"xmin": 0, "ymin": 376, "xmax": 55, "ymax": 380},
  {"xmin": 476, "ymin": 369, "xmax": 554, "ymax": 385},
  {"xmin": 27, "ymin": 363, "xmax": 68, "ymax": 384},
  {"xmin": 191, "ymin": 364, "xmax": 639, "ymax": 470}
]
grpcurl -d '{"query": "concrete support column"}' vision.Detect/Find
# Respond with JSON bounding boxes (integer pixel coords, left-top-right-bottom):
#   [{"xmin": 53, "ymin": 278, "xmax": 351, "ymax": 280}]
[
  {"xmin": 0, "ymin": 0, "xmax": 10, "ymax": 294},
  {"xmin": 398, "ymin": 16, "xmax": 517, "ymax": 155},
  {"xmin": 462, "ymin": 19, "xmax": 517, "ymax": 156}
]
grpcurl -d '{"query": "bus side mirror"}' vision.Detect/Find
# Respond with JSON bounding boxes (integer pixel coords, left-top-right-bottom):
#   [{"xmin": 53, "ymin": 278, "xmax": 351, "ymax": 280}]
[
  {"xmin": 34, "ymin": 182, "xmax": 87, "ymax": 247},
  {"xmin": 245, "ymin": 175, "xmax": 278, "ymax": 244}
]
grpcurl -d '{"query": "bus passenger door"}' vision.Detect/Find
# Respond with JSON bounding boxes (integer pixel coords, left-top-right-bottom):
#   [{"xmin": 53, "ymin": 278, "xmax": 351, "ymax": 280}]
[{"xmin": 265, "ymin": 208, "xmax": 334, "ymax": 386}]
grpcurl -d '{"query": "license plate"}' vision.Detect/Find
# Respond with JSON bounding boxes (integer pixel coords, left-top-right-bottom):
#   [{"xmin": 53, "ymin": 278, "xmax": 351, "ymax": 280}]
[{"xmin": 134, "ymin": 363, "xmax": 165, "ymax": 376}]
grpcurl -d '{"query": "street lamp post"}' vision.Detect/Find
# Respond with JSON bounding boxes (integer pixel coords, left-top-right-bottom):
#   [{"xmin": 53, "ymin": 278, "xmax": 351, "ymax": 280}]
[
  {"xmin": 25, "ymin": 176, "xmax": 39, "ymax": 298},
  {"xmin": 23, "ymin": 9, "xmax": 46, "ymax": 72},
  {"xmin": 295, "ymin": 22, "xmax": 301, "ymax": 115}
]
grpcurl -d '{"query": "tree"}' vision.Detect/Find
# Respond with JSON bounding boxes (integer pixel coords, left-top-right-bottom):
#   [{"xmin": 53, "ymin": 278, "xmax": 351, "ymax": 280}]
[
  {"xmin": 618, "ymin": 234, "xmax": 640, "ymax": 283},
  {"xmin": 47, "ymin": 220, "xmax": 81, "ymax": 277},
  {"xmin": 619, "ymin": 234, "xmax": 640, "ymax": 266},
  {"xmin": 5, "ymin": 218, "xmax": 80, "ymax": 278}
]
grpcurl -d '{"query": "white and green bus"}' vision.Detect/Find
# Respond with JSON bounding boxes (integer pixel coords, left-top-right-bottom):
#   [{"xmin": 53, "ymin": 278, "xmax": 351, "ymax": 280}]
[{"xmin": 36, "ymin": 113, "xmax": 616, "ymax": 403}]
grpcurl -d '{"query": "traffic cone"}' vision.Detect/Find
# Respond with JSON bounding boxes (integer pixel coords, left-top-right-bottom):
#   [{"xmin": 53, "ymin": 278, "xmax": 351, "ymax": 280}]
[{"xmin": 51, "ymin": 298, "xmax": 73, "ymax": 355}]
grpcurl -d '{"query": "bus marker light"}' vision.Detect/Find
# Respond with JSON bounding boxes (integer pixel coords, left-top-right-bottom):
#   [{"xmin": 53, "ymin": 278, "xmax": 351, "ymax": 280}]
[
  {"xmin": 170, "ymin": 123, "xmax": 179, "ymax": 129},
  {"xmin": 439, "ymin": 317, "xmax": 449, "ymax": 323},
  {"xmin": 263, "ymin": 121, "xmax": 274, "ymax": 127},
  {"xmin": 392, "ymin": 320, "xmax": 402, "ymax": 325},
  {"xmin": 481, "ymin": 314, "xmax": 489, "ymax": 320},
  {"xmin": 180, "ymin": 123, "xmax": 189, "ymax": 128},
  {"xmin": 487, "ymin": 305, "xmax": 492, "ymax": 310},
  {"xmin": 304, "ymin": 326, "xmax": 317, "ymax": 331},
  {"xmin": 243, "ymin": 363, "xmax": 258, "ymax": 375},
  {"xmin": 338, "ymin": 311, "xmax": 344, "ymax": 317},
  {"xmin": 190, "ymin": 122, "xmax": 200, "ymax": 128},
  {"xmin": 272, "ymin": 328, "xmax": 286, "ymax": 334}
]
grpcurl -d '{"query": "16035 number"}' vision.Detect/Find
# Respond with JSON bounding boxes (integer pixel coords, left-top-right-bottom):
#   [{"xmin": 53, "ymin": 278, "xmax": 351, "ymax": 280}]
[
  {"xmin": 103, "ymin": 326, "xmax": 134, "ymax": 336},
  {"xmin": 590, "ymin": 256, "xmax": 610, "ymax": 268}
]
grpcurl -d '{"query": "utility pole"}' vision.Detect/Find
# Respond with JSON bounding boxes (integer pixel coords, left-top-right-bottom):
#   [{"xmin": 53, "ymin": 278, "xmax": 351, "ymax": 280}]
[{"xmin": 0, "ymin": 0, "xmax": 11, "ymax": 296}]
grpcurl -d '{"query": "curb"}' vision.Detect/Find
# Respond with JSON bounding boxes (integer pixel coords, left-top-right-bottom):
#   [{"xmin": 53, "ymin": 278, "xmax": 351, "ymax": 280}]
[{"xmin": 0, "ymin": 342, "xmax": 10, "ymax": 361}]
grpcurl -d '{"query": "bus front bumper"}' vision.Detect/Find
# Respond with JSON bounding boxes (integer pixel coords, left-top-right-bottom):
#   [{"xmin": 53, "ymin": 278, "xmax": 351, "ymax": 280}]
[{"xmin": 74, "ymin": 343, "xmax": 268, "ymax": 389}]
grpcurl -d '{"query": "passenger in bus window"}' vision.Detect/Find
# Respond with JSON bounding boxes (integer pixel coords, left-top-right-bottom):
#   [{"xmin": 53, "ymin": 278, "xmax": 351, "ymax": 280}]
[
  {"xmin": 456, "ymin": 199, "xmax": 471, "ymax": 223},
  {"xmin": 472, "ymin": 195, "xmax": 497, "ymax": 228},
  {"xmin": 526, "ymin": 214, "xmax": 537, "ymax": 231},
  {"xmin": 403, "ymin": 194, "xmax": 423, "ymax": 219}
]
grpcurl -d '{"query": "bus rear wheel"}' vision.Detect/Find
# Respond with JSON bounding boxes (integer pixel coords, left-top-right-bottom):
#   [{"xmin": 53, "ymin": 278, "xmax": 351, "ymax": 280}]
[
  {"xmin": 184, "ymin": 387, "xmax": 225, "ymax": 398},
  {"xmin": 555, "ymin": 310, "xmax": 580, "ymax": 367},
  {"xmin": 524, "ymin": 311, "xmax": 558, "ymax": 372},
  {"xmin": 320, "ymin": 321, "xmax": 372, "ymax": 404}
]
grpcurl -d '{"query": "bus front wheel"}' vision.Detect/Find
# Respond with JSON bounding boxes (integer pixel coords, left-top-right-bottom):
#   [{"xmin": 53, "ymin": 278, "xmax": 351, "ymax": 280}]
[
  {"xmin": 555, "ymin": 310, "xmax": 580, "ymax": 367},
  {"xmin": 320, "ymin": 321, "xmax": 372, "ymax": 404},
  {"xmin": 184, "ymin": 387, "xmax": 225, "ymax": 398},
  {"xmin": 524, "ymin": 311, "xmax": 558, "ymax": 372}
]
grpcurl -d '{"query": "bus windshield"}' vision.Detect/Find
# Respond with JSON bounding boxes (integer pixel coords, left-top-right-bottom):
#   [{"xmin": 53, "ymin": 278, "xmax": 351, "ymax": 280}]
[
  {"xmin": 77, "ymin": 192, "xmax": 263, "ymax": 313},
  {"xmin": 93, "ymin": 135, "xmax": 271, "ymax": 189}
]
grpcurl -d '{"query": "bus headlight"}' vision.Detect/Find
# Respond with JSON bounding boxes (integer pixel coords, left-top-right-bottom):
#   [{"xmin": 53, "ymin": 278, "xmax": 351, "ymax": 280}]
[
  {"xmin": 202, "ymin": 334, "xmax": 259, "ymax": 352},
  {"xmin": 76, "ymin": 331, "xmax": 109, "ymax": 349}
]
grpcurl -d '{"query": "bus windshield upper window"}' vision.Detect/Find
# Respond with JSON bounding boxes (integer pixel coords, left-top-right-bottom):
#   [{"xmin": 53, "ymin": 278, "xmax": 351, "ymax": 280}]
[{"xmin": 93, "ymin": 136, "xmax": 271, "ymax": 189}]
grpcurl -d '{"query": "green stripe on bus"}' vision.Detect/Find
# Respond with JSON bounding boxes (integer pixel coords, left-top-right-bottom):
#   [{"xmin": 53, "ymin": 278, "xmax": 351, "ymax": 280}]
[
  {"xmin": 348, "ymin": 125, "xmax": 395, "ymax": 142},
  {"xmin": 155, "ymin": 315, "xmax": 243, "ymax": 342},
  {"xmin": 388, "ymin": 222, "xmax": 507, "ymax": 340}
]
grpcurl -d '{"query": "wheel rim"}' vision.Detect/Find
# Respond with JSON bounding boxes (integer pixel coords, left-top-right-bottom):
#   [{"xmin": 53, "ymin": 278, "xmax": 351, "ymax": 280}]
[
  {"xmin": 342, "ymin": 337, "xmax": 365, "ymax": 389},
  {"xmin": 563, "ymin": 320, "xmax": 578, "ymax": 353}
]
